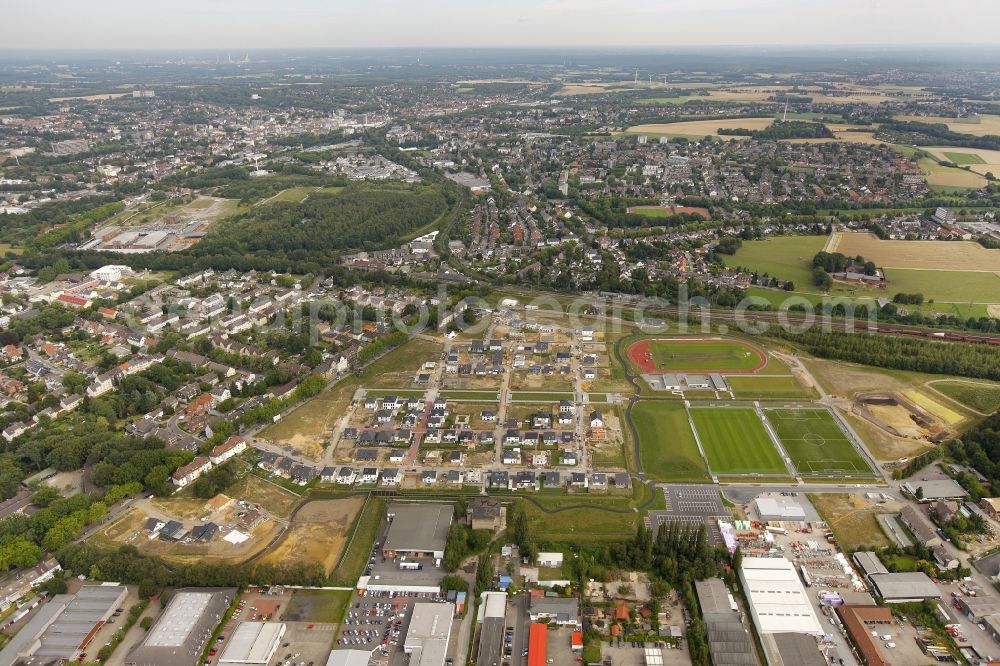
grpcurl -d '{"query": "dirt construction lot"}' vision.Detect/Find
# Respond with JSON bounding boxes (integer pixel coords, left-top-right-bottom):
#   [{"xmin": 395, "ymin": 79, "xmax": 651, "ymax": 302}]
[
  {"xmin": 258, "ymin": 497, "xmax": 365, "ymax": 575},
  {"xmin": 826, "ymin": 232, "xmax": 1000, "ymax": 271}
]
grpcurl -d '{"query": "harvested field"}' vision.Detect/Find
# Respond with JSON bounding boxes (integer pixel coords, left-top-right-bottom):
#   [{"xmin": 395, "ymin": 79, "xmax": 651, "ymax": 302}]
[
  {"xmin": 894, "ymin": 114, "xmax": 1000, "ymax": 137},
  {"xmin": 825, "ymin": 232, "xmax": 1000, "ymax": 271},
  {"xmin": 258, "ymin": 496, "xmax": 364, "ymax": 575},
  {"xmin": 625, "ymin": 117, "xmax": 775, "ymax": 139}
]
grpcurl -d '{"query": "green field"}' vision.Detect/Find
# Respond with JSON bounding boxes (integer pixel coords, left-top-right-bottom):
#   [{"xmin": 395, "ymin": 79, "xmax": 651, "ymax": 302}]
[
  {"xmin": 509, "ymin": 391, "xmax": 575, "ymax": 402},
  {"xmin": 364, "ymin": 388, "xmax": 426, "ymax": 397},
  {"xmin": 726, "ymin": 375, "xmax": 814, "ymax": 400},
  {"xmin": 723, "ymin": 235, "xmax": 829, "ymax": 287},
  {"xmin": 439, "ymin": 390, "xmax": 501, "ymax": 401},
  {"xmin": 943, "ymin": 152, "xmax": 987, "ymax": 165},
  {"xmin": 930, "ymin": 381, "xmax": 1000, "ymax": 414},
  {"xmin": 629, "ymin": 207, "xmax": 671, "ymax": 217},
  {"xmin": 689, "ymin": 408, "xmax": 786, "ymax": 475},
  {"xmin": 766, "ymin": 409, "xmax": 875, "ymax": 477},
  {"xmin": 647, "ymin": 339, "xmax": 764, "ymax": 372},
  {"xmin": 631, "ymin": 401, "xmax": 709, "ymax": 481}
]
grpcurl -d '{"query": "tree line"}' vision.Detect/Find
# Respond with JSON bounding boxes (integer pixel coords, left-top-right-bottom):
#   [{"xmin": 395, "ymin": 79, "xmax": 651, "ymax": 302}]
[{"xmin": 766, "ymin": 328, "xmax": 1000, "ymax": 380}]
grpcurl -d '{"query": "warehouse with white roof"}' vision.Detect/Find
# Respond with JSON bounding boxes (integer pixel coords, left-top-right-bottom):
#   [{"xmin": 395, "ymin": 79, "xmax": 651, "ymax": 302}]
[
  {"xmin": 738, "ymin": 558, "xmax": 823, "ymax": 636},
  {"xmin": 219, "ymin": 622, "xmax": 286, "ymax": 666}
]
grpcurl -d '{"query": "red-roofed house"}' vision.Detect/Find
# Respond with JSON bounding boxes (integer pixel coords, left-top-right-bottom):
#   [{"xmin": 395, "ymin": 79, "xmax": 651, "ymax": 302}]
[{"xmin": 56, "ymin": 293, "xmax": 90, "ymax": 308}]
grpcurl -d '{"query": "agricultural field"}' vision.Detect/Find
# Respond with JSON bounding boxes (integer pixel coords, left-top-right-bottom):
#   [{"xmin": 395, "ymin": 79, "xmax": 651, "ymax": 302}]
[
  {"xmin": 722, "ymin": 235, "xmax": 828, "ymax": 287},
  {"xmin": 929, "ymin": 380, "xmax": 1000, "ymax": 414},
  {"xmin": 726, "ymin": 375, "xmax": 815, "ymax": 400},
  {"xmin": 689, "ymin": 408, "xmax": 786, "ymax": 475},
  {"xmin": 894, "ymin": 114, "xmax": 1000, "ymax": 137},
  {"xmin": 628, "ymin": 338, "xmax": 765, "ymax": 374},
  {"xmin": 924, "ymin": 147, "xmax": 1000, "ymax": 177},
  {"xmin": 766, "ymin": 409, "xmax": 876, "ymax": 477},
  {"xmin": 917, "ymin": 157, "xmax": 987, "ymax": 190},
  {"xmin": 630, "ymin": 400, "xmax": 709, "ymax": 482},
  {"xmin": 943, "ymin": 152, "xmax": 987, "ymax": 165},
  {"xmin": 259, "ymin": 496, "xmax": 365, "ymax": 575},
  {"xmin": 826, "ymin": 232, "xmax": 1000, "ymax": 272},
  {"xmin": 625, "ymin": 117, "xmax": 775, "ymax": 139}
]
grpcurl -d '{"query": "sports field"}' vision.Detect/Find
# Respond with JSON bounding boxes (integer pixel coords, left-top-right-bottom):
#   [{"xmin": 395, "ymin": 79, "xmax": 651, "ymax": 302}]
[
  {"xmin": 765, "ymin": 409, "xmax": 875, "ymax": 477},
  {"xmin": 630, "ymin": 401, "xmax": 709, "ymax": 482},
  {"xmin": 689, "ymin": 408, "xmax": 786, "ymax": 475},
  {"xmin": 627, "ymin": 338, "xmax": 766, "ymax": 374}
]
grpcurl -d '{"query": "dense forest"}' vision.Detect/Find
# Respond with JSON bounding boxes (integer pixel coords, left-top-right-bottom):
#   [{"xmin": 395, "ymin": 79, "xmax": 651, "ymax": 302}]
[
  {"xmin": 944, "ymin": 410, "xmax": 1000, "ymax": 498},
  {"xmin": 767, "ymin": 328, "xmax": 1000, "ymax": 380},
  {"xmin": 718, "ymin": 120, "xmax": 834, "ymax": 140},
  {"xmin": 210, "ymin": 182, "xmax": 450, "ymax": 253}
]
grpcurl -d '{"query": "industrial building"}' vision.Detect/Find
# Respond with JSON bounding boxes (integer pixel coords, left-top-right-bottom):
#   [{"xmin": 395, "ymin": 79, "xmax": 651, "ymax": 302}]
[
  {"xmin": 852, "ymin": 551, "xmax": 889, "ymax": 584},
  {"xmin": 694, "ymin": 578, "xmax": 758, "ymax": 666},
  {"xmin": 126, "ymin": 588, "xmax": 236, "ymax": 666},
  {"xmin": 404, "ymin": 602, "xmax": 455, "ymax": 666},
  {"xmin": 528, "ymin": 596, "xmax": 579, "ymax": 626},
  {"xmin": 383, "ymin": 503, "xmax": 453, "ymax": 560},
  {"xmin": 751, "ymin": 496, "xmax": 807, "ymax": 522},
  {"xmin": 866, "ymin": 572, "xmax": 939, "ymax": 603},
  {"xmin": 527, "ymin": 623, "xmax": 547, "ymax": 666},
  {"xmin": 218, "ymin": 622, "xmax": 286, "ymax": 666},
  {"xmin": 0, "ymin": 584, "xmax": 127, "ymax": 666},
  {"xmin": 835, "ymin": 605, "xmax": 894, "ymax": 666},
  {"xmin": 476, "ymin": 592, "xmax": 507, "ymax": 666},
  {"xmin": 738, "ymin": 558, "xmax": 823, "ymax": 637}
]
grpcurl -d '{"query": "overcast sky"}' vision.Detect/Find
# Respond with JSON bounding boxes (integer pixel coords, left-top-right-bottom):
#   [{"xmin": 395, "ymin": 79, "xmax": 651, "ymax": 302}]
[{"xmin": 7, "ymin": 0, "xmax": 1000, "ymax": 50}]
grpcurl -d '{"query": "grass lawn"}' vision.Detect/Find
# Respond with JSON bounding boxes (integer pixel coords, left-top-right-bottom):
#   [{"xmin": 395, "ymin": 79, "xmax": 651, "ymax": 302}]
[
  {"xmin": 439, "ymin": 390, "xmax": 501, "ymax": 401},
  {"xmin": 509, "ymin": 391, "xmax": 575, "ymax": 402},
  {"xmin": 630, "ymin": 207, "xmax": 671, "ymax": 217},
  {"xmin": 689, "ymin": 408, "xmax": 786, "ymax": 475},
  {"xmin": 722, "ymin": 235, "xmax": 829, "ymax": 286},
  {"xmin": 646, "ymin": 339, "xmax": 764, "ymax": 372},
  {"xmin": 519, "ymin": 498, "xmax": 640, "ymax": 542},
  {"xmin": 726, "ymin": 375, "xmax": 815, "ymax": 400},
  {"xmin": 766, "ymin": 409, "xmax": 876, "ymax": 477},
  {"xmin": 944, "ymin": 152, "xmax": 987, "ymax": 165},
  {"xmin": 930, "ymin": 380, "xmax": 1000, "ymax": 414},
  {"xmin": 269, "ymin": 186, "xmax": 317, "ymax": 204},
  {"xmin": 329, "ymin": 497, "xmax": 384, "ymax": 585},
  {"xmin": 630, "ymin": 401, "xmax": 709, "ymax": 482},
  {"xmin": 885, "ymin": 268, "xmax": 1000, "ymax": 303},
  {"xmin": 750, "ymin": 269, "xmax": 1000, "ymax": 307},
  {"xmin": 285, "ymin": 589, "xmax": 352, "ymax": 623}
]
